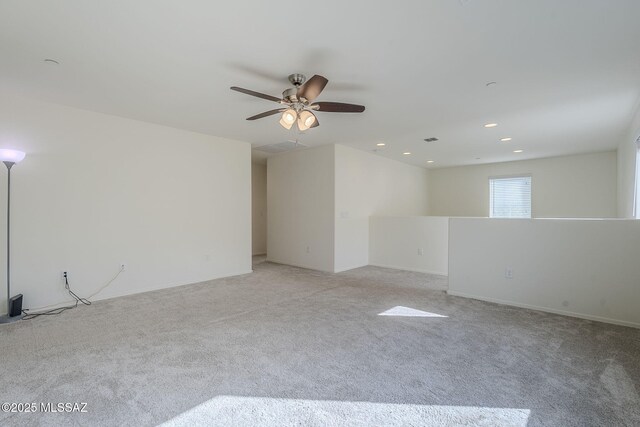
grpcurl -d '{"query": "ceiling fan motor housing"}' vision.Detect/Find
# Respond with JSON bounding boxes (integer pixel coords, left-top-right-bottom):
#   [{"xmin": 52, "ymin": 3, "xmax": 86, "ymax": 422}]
[{"xmin": 288, "ymin": 73, "xmax": 306, "ymax": 87}]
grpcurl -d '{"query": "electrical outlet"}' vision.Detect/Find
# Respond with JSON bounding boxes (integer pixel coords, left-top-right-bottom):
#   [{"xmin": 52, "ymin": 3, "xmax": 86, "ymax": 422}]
[
  {"xmin": 418, "ymin": 248, "xmax": 424, "ymax": 256},
  {"xmin": 62, "ymin": 271, "xmax": 68, "ymax": 281},
  {"xmin": 505, "ymin": 268, "xmax": 514, "ymax": 279}
]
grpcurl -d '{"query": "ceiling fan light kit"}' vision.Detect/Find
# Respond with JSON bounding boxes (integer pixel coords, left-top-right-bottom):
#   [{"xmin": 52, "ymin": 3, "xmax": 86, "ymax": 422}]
[
  {"xmin": 231, "ymin": 73, "xmax": 365, "ymax": 131},
  {"xmin": 279, "ymin": 116, "xmax": 293, "ymax": 130},
  {"xmin": 279, "ymin": 108, "xmax": 297, "ymax": 129},
  {"xmin": 297, "ymin": 110, "xmax": 317, "ymax": 131}
]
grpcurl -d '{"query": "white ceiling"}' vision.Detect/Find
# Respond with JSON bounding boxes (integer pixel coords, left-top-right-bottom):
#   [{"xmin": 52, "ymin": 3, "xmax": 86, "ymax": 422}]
[{"xmin": 1, "ymin": 0, "xmax": 639, "ymax": 168}]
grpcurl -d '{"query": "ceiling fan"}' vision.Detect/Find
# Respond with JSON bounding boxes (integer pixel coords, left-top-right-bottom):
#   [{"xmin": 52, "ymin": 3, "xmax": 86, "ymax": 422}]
[{"xmin": 230, "ymin": 74, "xmax": 365, "ymax": 131}]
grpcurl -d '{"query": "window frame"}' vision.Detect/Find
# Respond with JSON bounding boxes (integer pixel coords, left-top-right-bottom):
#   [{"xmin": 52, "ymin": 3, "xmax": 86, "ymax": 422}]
[{"xmin": 488, "ymin": 173, "xmax": 533, "ymax": 219}]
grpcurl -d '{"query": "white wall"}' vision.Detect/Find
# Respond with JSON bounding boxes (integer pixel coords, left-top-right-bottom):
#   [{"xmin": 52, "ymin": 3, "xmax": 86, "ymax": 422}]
[
  {"xmin": 0, "ymin": 93, "xmax": 251, "ymax": 314},
  {"xmin": 617, "ymin": 104, "xmax": 640, "ymax": 218},
  {"xmin": 448, "ymin": 218, "xmax": 640, "ymax": 328},
  {"xmin": 267, "ymin": 145, "xmax": 335, "ymax": 272},
  {"xmin": 267, "ymin": 144, "xmax": 430, "ymax": 273},
  {"xmin": 429, "ymin": 151, "xmax": 617, "ymax": 218},
  {"xmin": 334, "ymin": 145, "xmax": 430, "ymax": 272},
  {"xmin": 369, "ymin": 216, "xmax": 448, "ymax": 276},
  {"xmin": 251, "ymin": 162, "xmax": 267, "ymax": 255}
]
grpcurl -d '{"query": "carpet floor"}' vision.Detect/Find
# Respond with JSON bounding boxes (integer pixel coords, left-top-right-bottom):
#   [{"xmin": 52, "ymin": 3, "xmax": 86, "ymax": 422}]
[{"xmin": 0, "ymin": 258, "xmax": 638, "ymax": 426}]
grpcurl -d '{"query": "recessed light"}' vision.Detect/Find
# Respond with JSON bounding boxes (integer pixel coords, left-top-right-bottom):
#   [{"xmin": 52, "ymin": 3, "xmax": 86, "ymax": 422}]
[
  {"xmin": 484, "ymin": 123, "xmax": 498, "ymax": 128},
  {"xmin": 403, "ymin": 152, "xmax": 411, "ymax": 155},
  {"xmin": 427, "ymin": 160, "xmax": 435, "ymax": 163},
  {"xmin": 513, "ymin": 149, "xmax": 524, "ymax": 153},
  {"xmin": 376, "ymin": 143, "xmax": 386, "ymax": 147},
  {"xmin": 44, "ymin": 59, "xmax": 60, "ymax": 65},
  {"xmin": 500, "ymin": 137, "xmax": 512, "ymax": 142},
  {"xmin": 424, "ymin": 137, "xmax": 439, "ymax": 142},
  {"xmin": 486, "ymin": 81, "xmax": 497, "ymax": 87}
]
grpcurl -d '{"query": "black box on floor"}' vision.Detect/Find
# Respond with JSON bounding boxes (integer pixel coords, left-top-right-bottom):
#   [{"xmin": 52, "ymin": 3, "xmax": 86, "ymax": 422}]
[{"xmin": 9, "ymin": 294, "xmax": 22, "ymax": 317}]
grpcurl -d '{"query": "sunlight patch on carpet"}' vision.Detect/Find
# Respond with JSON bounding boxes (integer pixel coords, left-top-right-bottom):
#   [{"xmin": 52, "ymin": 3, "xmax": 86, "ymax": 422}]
[
  {"xmin": 160, "ymin": 396, "xmax": 530, "ymax": 426},
  {"xmin": 378, "ymin": 305, "xmax": 447, "ymax": 318}
]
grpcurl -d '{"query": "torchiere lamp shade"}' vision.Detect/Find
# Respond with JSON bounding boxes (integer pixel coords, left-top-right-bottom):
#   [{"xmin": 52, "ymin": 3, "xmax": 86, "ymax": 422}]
[{"xmin": 0, "ymin": 149, "xmax": 26, "ymax": 164}]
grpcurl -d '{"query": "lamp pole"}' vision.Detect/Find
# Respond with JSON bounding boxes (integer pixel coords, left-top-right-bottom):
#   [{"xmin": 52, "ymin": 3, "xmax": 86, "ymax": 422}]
[
  {"xmin": 4, "ymin": 161, "xmax": 13, "ymax": 317},
  {"xmin": 0, "ymin": 149, "xmax": 25, "ymax": 324}
]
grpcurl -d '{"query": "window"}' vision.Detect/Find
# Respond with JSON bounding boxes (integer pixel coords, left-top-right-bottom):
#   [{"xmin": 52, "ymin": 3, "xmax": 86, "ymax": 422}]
[{"xmin": 489, "ymin": 175, "xmax": 532, "ymax": 218}]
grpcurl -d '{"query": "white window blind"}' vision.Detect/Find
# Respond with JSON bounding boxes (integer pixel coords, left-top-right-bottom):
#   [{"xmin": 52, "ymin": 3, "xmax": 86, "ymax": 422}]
[{"xmin": 489, "ymin": 175, "xmax": 532, "ymax": 218}]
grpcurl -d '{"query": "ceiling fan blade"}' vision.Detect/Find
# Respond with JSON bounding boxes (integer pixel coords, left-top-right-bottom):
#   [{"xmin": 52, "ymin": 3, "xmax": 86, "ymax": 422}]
[
  {"xmin": 311, "ymin": 102, "xmax": 365, "ymax": 113},
  {"xmin": 246, "ymin": 109, "xmax": 285, "ymax": 120},
  {"xmin": 230, "ymin": 86, "xmax": 282, "ymax": 103},
  {"xmin": 296, "ymin": 75, "xmax": 328, "ymax": 103}
]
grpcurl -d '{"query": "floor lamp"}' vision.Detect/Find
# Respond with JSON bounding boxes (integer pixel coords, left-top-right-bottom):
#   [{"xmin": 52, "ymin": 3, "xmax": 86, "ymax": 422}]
[{"xmin": 0, "ymin": 149, "xmax": 26, "ymax": 324}]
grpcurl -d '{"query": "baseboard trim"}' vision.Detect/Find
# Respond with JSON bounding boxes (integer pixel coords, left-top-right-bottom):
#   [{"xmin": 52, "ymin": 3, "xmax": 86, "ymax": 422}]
[
  {"xmin": 447, "ymin": 290, "xmax": 640, "ymax": 329},
  {"xmin": 265, "ymin": 258, "xmax": 334, "ymax": 273},
  {"xmin": 334, "ymin": 264, "xmax": 368, "ymax": 273},
  {"xmin": 22, "ymin": 269, "xmax": 255, "ymax": 314},
  {"xmin": 369, "ymin": 263, "xmax": 448, "ymax": 277},
  {"xmin": 94, "ymin": 269, "xmax": 255, "ymax": 302}
]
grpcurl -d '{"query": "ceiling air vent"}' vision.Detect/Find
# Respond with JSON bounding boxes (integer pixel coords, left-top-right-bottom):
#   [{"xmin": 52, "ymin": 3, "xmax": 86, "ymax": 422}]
[
  {"xmin": 254, "ymin": 141, "xmax": 307, "ymax": 154},
  {"xmin": 424, "ymin": 137, "xmax": 439, "ymax": 142}
]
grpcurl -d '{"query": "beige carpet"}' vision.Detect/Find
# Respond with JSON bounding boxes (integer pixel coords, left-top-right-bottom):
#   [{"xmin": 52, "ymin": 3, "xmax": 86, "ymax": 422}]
[{"xmin": 0, "ymin": 258, "xmax": 638, "ymax": 426}]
